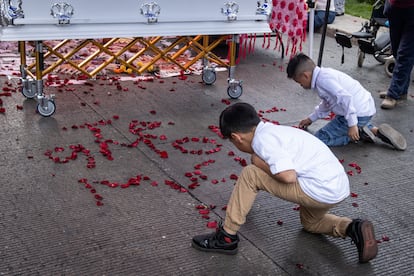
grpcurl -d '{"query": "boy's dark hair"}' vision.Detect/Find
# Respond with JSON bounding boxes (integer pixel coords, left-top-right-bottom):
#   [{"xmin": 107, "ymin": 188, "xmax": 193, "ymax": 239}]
[
  {"xmin": 219, "ymin": 102, "xmax": 261, "ymax": 139},
  {"xmin": 286, "ymin": 53, "xmax": 315, "ymax": 79}
]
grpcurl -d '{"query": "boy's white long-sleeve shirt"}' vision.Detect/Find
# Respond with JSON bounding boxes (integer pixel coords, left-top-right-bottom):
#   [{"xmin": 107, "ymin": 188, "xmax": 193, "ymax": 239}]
[{"xmin": 308, "ymin": 66, "xmax": 376, "ymax": 127}]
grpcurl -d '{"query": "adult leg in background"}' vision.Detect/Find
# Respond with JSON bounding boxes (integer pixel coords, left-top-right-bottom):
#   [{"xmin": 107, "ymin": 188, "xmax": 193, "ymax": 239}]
[{"xmin": 384, "ymin": 6, "xmax": 414, "ymax": 101}]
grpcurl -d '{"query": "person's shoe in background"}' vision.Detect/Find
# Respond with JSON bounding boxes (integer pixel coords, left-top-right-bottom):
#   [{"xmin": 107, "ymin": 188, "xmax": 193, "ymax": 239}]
[
  {"xmin": 379, "ymin": 91, "xmax": 407, "ymax": 100},
  {"xmin": 381, "ymin": 97, "xmax": 398, "ymax": 109}
]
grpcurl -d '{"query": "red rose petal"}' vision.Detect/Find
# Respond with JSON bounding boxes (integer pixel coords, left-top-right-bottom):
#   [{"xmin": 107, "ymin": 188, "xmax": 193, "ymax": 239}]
[
  {"xmin": 94, "ymin": 194, "xmax": 103, "ymax": 200},
  {"xmin": 206, "ymin": 221, "xmax": 218, "ymax": 229},
  {"xmin": 159, "ymin": 151, "xmax": 168, "ymax": 158},
  {"xmin": 188, "ymin": 182, "xmax": 199, "ymax": 189},
  {"xmin": 108, "ymin": 183, "xmax": 119, "ymax": 188},
  {"xmin": 54, "ymin": 147, "xmax": 65, "ymax": 152},
  {"xmin": 199, "ymin": 209, "xmax": 210, "ymax": 215}
]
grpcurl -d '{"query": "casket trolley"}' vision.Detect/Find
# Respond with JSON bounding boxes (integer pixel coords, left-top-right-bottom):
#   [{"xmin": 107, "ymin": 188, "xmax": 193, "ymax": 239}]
[{"xmin": 0, "ymin": 0, "xmax": 271, "ymax": 116}]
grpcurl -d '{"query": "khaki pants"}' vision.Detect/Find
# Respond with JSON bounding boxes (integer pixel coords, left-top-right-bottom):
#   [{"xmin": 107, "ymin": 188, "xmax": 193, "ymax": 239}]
[{"xmin": 224, "ymin": 165, "xmax": 352, "ymax": 238}]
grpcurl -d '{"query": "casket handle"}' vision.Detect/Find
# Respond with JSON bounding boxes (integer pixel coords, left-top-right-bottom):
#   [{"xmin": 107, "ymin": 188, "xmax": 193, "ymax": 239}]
[
  {"xmin": 140, "ymin": 1, "xmax": 161, "ymax": 23},
  {"xmin": 221, "ymin": 1, "xmax": 239, "ymax": 21},
  {"xmin": 50, "ymin": 2, "xmax": 74, "ymax": 25},
  {"xmin": 0, "ymin": 0, "xmax": 24, "ymax": 26},
  {"xmin": 256, "ymin": 0, "xmax": 271, "ymax": 16}
]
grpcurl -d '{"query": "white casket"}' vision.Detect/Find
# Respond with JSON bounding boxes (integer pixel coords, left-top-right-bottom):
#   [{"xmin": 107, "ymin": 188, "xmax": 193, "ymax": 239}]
[
  {"xmin": 1, "ymin": 0, "xmax": 272, "ymax": 116},
  {"xmin": 0, "ymin": 0, "xmax": 271, "ymax": 41}
]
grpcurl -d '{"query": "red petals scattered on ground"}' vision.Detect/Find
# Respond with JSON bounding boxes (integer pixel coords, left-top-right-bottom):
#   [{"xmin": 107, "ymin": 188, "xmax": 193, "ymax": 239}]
[
  {"xmin": 257, "ymin": 106, "xmax": 286, "ymax": 125},
  {"xmin": 195, "ymin": 204, "xmax": 217, "ymax": 220},
  {"xmin": 37, "ymin": 100, "xmax": 340, "ymax": 233},
  {"xmin": 348, "ymin": 162, "xmax": 362, "ymax": 174}
]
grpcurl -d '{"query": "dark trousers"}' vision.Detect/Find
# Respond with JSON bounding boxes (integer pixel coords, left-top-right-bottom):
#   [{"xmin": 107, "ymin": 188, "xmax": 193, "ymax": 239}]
[
  {"xmin": 386, "ymin": 5, "xmax": 414, "ymax": 99},
  {"xmin": 313, "ymin": 11, "xmax": 336, "ymax": 29}
]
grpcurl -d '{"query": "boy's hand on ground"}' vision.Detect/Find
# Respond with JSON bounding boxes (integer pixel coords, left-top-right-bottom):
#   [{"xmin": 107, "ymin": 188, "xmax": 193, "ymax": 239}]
[
  {"xmin": 299, "ymin": 118, "xmax": 312, "ymax": 129},
  {"xmin": 348, "ymin": 125, "xmax": 360, "ymax": 141}
]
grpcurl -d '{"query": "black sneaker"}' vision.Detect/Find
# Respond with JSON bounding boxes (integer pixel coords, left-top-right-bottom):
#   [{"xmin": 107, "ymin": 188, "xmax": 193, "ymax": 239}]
[
  {"xmin": 359, "ymin": 126, "xmax": 376, "ymax": 143},
  {"xmin": 346, "ymin": 219, "xmax": 378, "ymax": 263},
  {"xmin": 377, "ymin": 123, "xmax": 407, "ymax": 150},
  {"xmin": 192, "ymin": 223, "xmax": 239, "ymax": 255}
]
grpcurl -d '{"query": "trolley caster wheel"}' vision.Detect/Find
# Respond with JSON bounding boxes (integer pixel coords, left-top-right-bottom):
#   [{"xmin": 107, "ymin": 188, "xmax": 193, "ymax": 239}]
[
  {"xmin": 202, "ymin": 68, "xmax": 216, "ymax": 85},
  {"xmin": 227, "ymin": 84, "xmax": 243, "ymax": 99},
  {"xmin": 385, "ymin": 58, "xmax": 395, "ymax": 78},
  {"xmin": 357, "ymin": 50, "xmax": 365, "ymax": 67},
  {"xmin": 21, "ymin": 80, "xmax": 36, "ymax": 99},
  {"xmin": 37, "ymin": 100, "xmax": 56, "ymax": 117}
]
